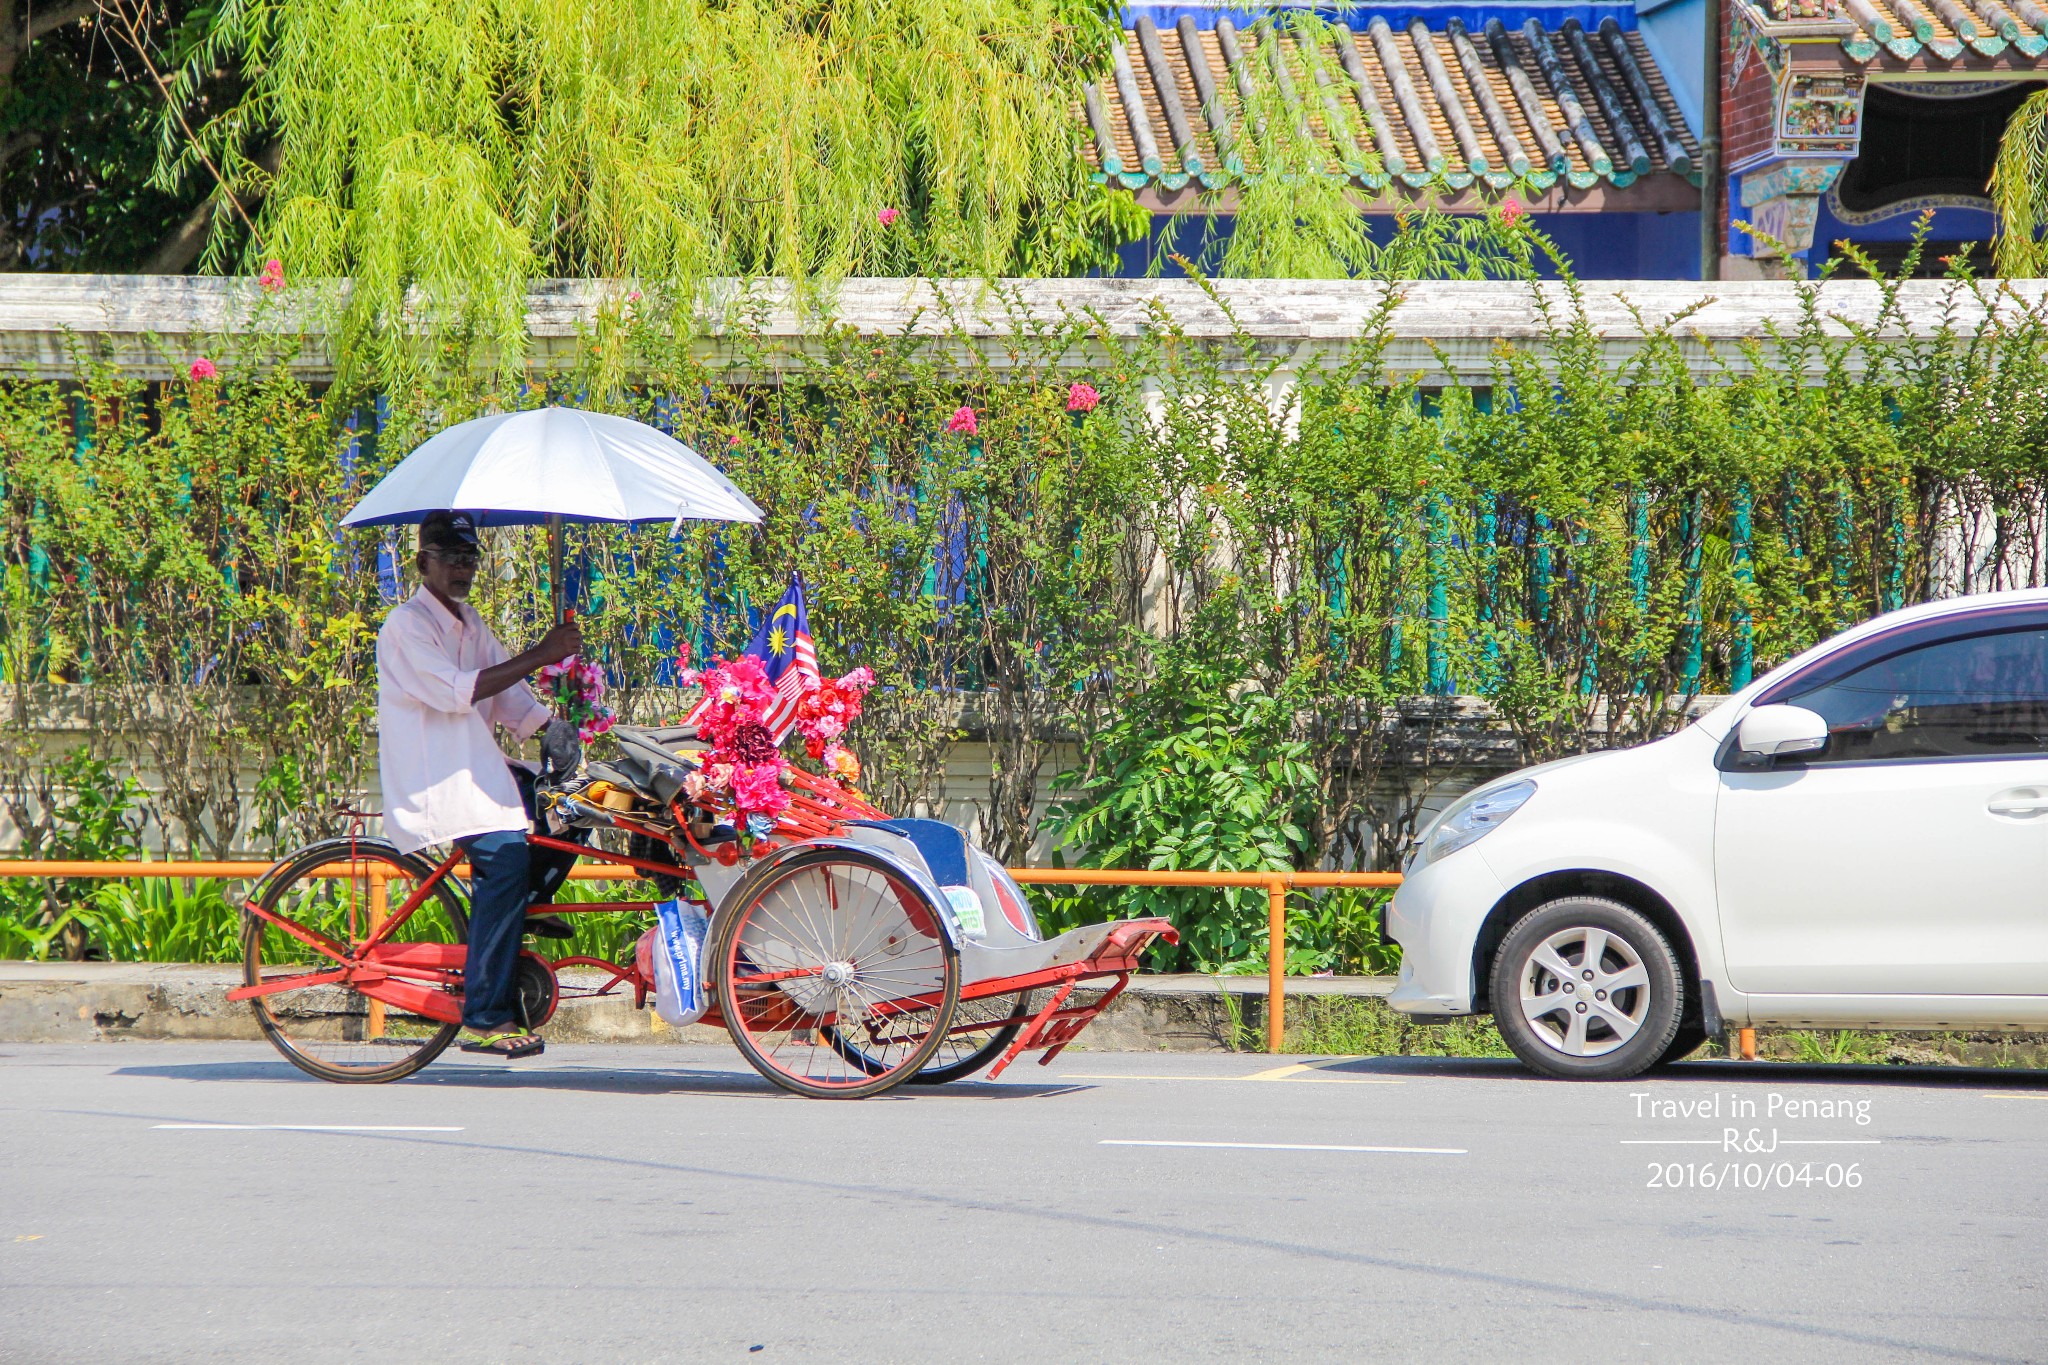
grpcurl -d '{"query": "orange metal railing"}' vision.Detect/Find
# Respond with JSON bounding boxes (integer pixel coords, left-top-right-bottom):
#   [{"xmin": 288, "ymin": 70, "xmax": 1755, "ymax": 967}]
[{"xmin": 0, "ymin": 859, "xmax": 1407, "ymax": 1052}]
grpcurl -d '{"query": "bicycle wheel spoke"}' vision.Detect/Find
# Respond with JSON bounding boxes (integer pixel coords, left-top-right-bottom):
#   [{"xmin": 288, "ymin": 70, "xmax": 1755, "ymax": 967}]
[
  {"xmin": 244, "ymin": 842, "xmax": 464, "ymax": 1082},
  {"xmin": 720, "ymin": 853, "xmax": 957, "ymax": 1098}
]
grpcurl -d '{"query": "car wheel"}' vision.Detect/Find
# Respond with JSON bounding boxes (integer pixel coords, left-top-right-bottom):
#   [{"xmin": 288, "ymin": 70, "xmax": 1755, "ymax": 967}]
[
  {"xmin": 1490, "ymin": 897, "xmax": 1685, "ymax": 1080},
  {"xmin": 1654, "ymin": 1022, "xmax": 1709, "ymax": 1067}
]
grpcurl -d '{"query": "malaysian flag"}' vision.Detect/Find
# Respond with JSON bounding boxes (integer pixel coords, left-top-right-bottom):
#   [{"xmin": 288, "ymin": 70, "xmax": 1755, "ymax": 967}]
[{"xmin": 689, "ymin": 574, "xmax": 818, "ymax": 742}]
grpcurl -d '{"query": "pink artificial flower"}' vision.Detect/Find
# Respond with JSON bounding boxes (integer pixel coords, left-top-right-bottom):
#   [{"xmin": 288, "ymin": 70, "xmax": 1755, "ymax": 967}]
[
  {"xmin": 840, "ymin": 666, "xmax": 875, "ymax": 689},
  {"xmin": 189, "ymin": 358, "xmax": 218, "ymax": 382},
  {"xmin": 1501, "ymin": 197, "xmax": 1525, "ymax": 226},
  {"xmin": 813, "ymin": 714, "xmax": 845, "ymax": 741},
  {"xmin": 946, "ymin": 406, "xmax": 978, "ymax": 436},
  {"xmin": 704, "ymin": 763, "xmax": 734, "ymax": 793},
  {"xmin": 731, "ymin": 763, "xmax": 789, "ymax": 813},
  {"xmin": 877, "ymin": 207, "xmax": 901, "ymax": 227},
  {"xmin": 1066, "ymin": 381, "xmax": 1100, "ymax": 414},
  {"xmin": 258, "ymin": 259, "xmax": 284, "ymax": 291},
  {"xmin": 727, "ymin": 654, "xmax": 772, "ymax": 692}
]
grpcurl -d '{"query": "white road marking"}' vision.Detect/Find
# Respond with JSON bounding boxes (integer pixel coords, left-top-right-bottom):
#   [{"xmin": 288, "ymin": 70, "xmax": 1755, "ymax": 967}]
[
  {"xmin": 1983, "ymin": 1093, "xmax": 2048, "ymax": 1100},
  {"xmin": 1101, "ymin": 1139, "xmax": 1464, "ymax": 1154},
  {"xmin": 1620, "ymin": 1139, "xmax": 1727, "ymax": 1146},
  {"xmin": 1062, "ymin": 1067, "xmax": 1403, "ymax": 1085},
  {"xmin": 152, "ymin": 1124, "xmax": 463, "ymax": 1132}
]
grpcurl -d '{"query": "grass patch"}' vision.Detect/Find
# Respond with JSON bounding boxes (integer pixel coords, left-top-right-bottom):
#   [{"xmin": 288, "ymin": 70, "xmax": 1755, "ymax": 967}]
[
  {"xmin": 1214, "ymin": 991, "xmax": 1512, "ymax": 1058},
  {"xmin": 1287, "ymin": 995, "xmax": 1512, "ymax": 1058},
  {"xmin": 1761, "ymin": 1029, "xmax": 2048, "ymax": 1069}
]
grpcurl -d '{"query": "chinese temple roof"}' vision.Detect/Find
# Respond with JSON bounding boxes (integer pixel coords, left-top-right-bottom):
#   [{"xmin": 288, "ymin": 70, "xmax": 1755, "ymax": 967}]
[
  {"xmin": 1081, "ymin": 11, "xmax": 1701, "ymax": 207},
  {"xmin": 1738, "ymin": 0, "xmax": 2048, "ymax": 67}
]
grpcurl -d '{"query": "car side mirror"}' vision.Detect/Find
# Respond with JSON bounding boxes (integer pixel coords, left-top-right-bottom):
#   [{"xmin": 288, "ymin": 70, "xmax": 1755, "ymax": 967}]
[{"xmin": 1737, "ymin": 704, "xmax": 1829, "ymax": 759}]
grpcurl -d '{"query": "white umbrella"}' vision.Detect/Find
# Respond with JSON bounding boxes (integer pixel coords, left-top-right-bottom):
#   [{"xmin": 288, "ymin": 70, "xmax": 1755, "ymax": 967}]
[{"xmin": 340, "ymin": 406, "xmax": 764, "ymax": 616}]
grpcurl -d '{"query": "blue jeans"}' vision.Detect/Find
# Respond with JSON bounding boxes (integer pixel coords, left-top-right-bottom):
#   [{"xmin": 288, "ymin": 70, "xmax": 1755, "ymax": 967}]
[
  {"xmin": 457, "ymin": 830, "xmax": 531, "ymax": 1032},
  {"xmin": 457, "ymin": 770, "xmax": 584, "ymax": 1031}
]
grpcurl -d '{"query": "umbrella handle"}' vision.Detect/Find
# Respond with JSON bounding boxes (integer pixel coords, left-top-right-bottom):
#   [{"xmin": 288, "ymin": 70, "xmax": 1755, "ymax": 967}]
[{"xmin": 548, "ymin": 513, "xmax": 566, "ymax": 622}]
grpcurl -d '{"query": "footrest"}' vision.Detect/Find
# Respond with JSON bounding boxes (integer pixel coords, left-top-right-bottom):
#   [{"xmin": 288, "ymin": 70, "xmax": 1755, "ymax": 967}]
[{"xmin": 977, "ymin": 917, "xmax": 1179, "ymax": 1079}]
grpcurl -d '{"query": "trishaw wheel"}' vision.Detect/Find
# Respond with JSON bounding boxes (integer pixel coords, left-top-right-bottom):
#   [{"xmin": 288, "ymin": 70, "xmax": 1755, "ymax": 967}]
[
  {"xmin": 244, "ymin": 839, "xmax": 467, "ymax": 1084},
  {"xmin": 713, "ymin": 847, "xmax": 959, "ymax": 1099},
  {"xmin": 827, "ymin": 989, "xmax": 1041, "ymax": 1085}
]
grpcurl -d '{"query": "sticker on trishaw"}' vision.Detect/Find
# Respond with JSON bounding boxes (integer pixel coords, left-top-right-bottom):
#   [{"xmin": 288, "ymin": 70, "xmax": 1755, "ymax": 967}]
[{"xmin": 231, "ymin": 580, "xmax": 1175, "ymax": 1100}]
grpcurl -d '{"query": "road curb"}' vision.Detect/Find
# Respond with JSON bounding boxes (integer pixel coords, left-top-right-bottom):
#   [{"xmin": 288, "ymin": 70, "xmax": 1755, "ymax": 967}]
[{"xmin": 0, "ymin": 962, "xmax": 1396, "ymax": 1052}]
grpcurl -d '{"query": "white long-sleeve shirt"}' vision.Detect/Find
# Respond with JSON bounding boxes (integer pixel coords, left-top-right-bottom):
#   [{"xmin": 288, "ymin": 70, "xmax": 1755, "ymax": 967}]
[{"xmin": 376, "ymin": 589, "xmax": 551, "ymax": 854}]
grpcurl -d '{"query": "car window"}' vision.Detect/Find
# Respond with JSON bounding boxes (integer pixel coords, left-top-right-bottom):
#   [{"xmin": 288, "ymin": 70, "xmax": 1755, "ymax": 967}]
[{"xmin": 1783, "ymin": 627, "xmax": 2048, "ymax": 763}]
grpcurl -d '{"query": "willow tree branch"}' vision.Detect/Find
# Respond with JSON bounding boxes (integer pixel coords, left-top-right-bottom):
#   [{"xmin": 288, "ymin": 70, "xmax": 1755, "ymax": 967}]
[
  {"xmin": 100, "ymin": 0, "xmax": 266, "ymax": 249},
  {"xmin": 141, "ymin": 137, "xmax": 280, "ymax": 273}
]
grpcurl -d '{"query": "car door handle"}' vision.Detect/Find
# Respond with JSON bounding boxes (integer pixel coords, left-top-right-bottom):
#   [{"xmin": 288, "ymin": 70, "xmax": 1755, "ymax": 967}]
[{"xmin": 1987, "ymin": 787, "xmax": 2048, "ymax": 817}]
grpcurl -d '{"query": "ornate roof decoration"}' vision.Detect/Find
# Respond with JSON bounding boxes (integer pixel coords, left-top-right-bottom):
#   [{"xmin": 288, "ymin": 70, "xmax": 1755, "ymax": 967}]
[
  {"xmin": 1080, "ymin": 14, "xmax": 1701, "ymax": 198},
  {"xmin": 1739, "ymin": 0, "xmax": 2048, "ymax": 65}
]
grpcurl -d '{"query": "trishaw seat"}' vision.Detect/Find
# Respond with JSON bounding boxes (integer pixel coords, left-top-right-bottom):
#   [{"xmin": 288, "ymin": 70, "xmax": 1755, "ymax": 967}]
[{"xmin": 612, "ymin": 723, "xmax": 701, "ymax": 756}]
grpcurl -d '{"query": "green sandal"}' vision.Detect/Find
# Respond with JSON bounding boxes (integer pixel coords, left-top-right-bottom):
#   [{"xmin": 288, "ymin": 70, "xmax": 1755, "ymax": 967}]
[{"xmin": 459, "ymin": 1029, "xmax": 545, "ymax": 1059}]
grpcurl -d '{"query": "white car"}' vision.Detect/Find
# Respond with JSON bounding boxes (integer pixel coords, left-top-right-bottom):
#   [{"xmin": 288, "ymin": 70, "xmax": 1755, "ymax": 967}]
[{"xmin": 1387, "ymin": 588, "xmax": 2048, "ymax": 1079}]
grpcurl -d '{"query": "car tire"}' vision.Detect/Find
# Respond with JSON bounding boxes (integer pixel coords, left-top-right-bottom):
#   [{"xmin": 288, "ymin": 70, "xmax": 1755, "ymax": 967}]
[
  {"xmin": 1654, "ymin": 1022, "xmax": 1709, "ymax": 1067},
  {"xmin": 1490, "ymin": 896, "xmax": 1685, "ymax": 1081}
]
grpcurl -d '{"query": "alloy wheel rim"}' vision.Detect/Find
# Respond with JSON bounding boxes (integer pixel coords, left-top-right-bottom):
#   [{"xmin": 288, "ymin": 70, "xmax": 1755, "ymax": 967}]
[{"xmin": 1517, "ymin": 926, "xmax": 1651, "ymax": 1058}]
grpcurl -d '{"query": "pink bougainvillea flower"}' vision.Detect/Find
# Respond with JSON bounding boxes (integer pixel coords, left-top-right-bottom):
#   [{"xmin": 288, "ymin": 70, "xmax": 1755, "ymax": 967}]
[
  {"xmin": 1501, "ymin": 197, "xmax": 1525, "ymax": 226},
  {"xmin": 946, "ymin": 405, "xmax": 978, "ymax": 436},
  {"xmin": 189, "ymin": 358, "xmax": 218, "ymax": 382},
  {"xmin": 877, "ymin": 207, "xmax": 901, "ymax": 227},
  {"xmin": 258, "ymin": 259, "xmax": 284, "ymax": 291},
  {"xmin": 1066, "ymin": 381, "xmax": 1100, "ymax": 413}
]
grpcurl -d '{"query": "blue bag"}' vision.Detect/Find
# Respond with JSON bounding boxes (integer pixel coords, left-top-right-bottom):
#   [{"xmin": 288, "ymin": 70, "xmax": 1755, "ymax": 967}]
[{"xmin": 650, "ymin": 898, "xmax": 710, "ymax": 1026}]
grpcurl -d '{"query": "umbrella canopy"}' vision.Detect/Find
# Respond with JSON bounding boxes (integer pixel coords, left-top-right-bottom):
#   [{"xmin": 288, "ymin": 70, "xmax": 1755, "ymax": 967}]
[{"xmin": 339, "ymin": 406, "xmax": 763, "ymax": 529}]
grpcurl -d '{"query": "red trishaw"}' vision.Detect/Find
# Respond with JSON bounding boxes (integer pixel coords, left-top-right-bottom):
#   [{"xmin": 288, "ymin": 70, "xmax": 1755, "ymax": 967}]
[{"xmin": 231, "ymin": 722, "xmax": 1175, "ymax": 1098}]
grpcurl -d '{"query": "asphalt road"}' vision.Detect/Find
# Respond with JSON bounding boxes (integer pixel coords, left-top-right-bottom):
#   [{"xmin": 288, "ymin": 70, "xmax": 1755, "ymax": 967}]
[{"xmin": 2, "ymin": 1042, "xmax": 2044, "ymax": 1364}]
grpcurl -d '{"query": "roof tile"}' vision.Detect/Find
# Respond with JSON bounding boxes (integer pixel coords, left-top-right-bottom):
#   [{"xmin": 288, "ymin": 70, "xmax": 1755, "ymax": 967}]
[{"xmin": 1081, "ymin": 16, "xmax": 1700, "ymax": 194}]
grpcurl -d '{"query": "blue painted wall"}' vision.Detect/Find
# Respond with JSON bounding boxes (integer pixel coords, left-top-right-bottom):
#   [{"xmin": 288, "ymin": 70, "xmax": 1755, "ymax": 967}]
[
  {"xmin": 1120, "ymin": 209, "xmax": 1704, "ymax": 278},
  {"xmin": 1809, "ymin": 195, "xmax": 1998, "ymax": 271},
  {"xmin": 1727, "ymin": 166, "xmax": 1996, "ymax": 274}
]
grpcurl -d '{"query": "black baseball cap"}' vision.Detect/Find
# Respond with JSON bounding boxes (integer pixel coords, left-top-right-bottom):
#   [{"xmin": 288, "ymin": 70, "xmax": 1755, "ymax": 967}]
[{"xmin": 419, "ymin": 510, "xmax": 480, "ymax": 553}]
